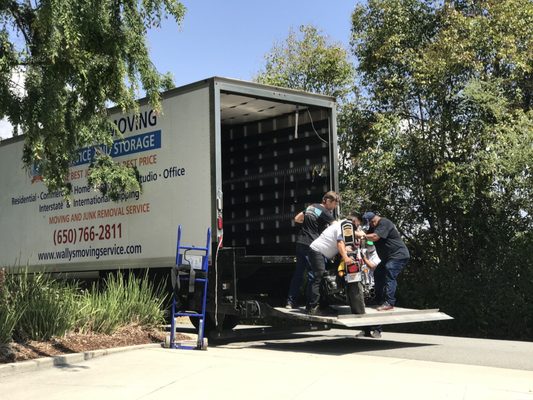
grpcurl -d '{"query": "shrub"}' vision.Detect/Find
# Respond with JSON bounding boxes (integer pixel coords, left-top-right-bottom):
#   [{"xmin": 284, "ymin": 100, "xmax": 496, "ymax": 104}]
[
  {"xmin": 0, "ymin": 268, "xmax": 167, "ymax": 342},
  {"xmin": 8, "ymin": 270, "xmax": 82, "ymax": 341},
  {"xmin": 80, "ymin": 272, "xmax": 167, "ymax": 335},
  {"xmin": 0, "ymin": 268, "xmax": 24, "ymax": 345}
]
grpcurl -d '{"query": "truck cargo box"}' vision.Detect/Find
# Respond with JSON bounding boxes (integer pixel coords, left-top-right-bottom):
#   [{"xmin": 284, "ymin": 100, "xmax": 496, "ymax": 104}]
[{"xmin": 0, "ymin": 77, "xmax": 337, "ymax": 273}]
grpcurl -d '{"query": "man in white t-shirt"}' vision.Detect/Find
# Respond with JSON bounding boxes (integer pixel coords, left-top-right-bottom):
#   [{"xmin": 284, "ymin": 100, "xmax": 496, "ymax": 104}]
[{"xmin": 306, "ymin": 213, "xmax": 360, "ymax": 315}]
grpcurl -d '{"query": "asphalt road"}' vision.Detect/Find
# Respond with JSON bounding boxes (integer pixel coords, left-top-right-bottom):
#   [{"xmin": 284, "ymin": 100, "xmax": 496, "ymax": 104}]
[
  {"xmin": 217, "ymin": 328, "xmax": 533, "ymax": 370},
  {"xmin": 1, "ymin": 329, "xmax": 532, "ymax": 400}
]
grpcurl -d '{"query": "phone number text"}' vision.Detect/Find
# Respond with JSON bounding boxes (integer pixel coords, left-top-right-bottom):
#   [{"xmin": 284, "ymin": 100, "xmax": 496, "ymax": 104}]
[{"xmin": 53, "ymin": 224, "xmax": 123, "ymax": 245}]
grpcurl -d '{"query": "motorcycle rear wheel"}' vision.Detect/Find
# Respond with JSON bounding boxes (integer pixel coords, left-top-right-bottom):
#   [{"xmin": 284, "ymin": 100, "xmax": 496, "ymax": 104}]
[{"xmin": 346, "ymin": 281, "xmax": 366, "ymax": 314}]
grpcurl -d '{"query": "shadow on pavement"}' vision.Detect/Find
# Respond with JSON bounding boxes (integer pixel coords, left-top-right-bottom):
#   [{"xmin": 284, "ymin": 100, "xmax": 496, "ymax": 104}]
[
  {"xmin": 54, "ymin": 363, "xmax": 90, "ymax": 370},
  {"xmin": 212, "ymin": 331, "xmax": 435, "ymax": 356},
  {"xmin": 261, "ymin": 336, "xmax": 434, "ymax": 356}
]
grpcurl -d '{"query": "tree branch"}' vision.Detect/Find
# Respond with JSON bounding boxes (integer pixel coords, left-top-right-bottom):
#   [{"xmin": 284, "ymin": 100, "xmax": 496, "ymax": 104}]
[{"xmin": 7, "ymin": 0, "xmax": 34, "ymax": 51}]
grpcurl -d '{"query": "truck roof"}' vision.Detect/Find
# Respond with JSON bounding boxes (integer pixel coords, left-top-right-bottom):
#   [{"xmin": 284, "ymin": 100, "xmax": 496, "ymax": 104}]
[
  {"xmin": 0, "ymin": 77, "xmax": 337, "ymax": 147},
  {"xmin": 111, "ymin": 76, "xmax": 337, "ymax": 128}
]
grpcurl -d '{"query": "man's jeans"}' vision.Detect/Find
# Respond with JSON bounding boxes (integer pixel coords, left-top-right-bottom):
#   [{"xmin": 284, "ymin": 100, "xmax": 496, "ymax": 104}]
[
  {"xmin": 374, "ymin": 257, "xmax": 409, "ymax": 306},
  {"xmin": 307, "ymin": 248, "xmax": 326, "ymax": 307},
  {"xmin": 287, "ymin": 243, "xmax": 312, "ymax": 304}
]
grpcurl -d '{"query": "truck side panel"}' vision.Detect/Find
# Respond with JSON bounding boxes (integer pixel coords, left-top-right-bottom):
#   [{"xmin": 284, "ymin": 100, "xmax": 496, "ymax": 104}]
[{"xmin": 0, "ymin": 86, "xmax": 213, "ymax": 272}]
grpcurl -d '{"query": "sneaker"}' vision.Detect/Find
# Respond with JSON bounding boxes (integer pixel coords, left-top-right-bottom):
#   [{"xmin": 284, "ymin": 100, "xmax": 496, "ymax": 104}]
[
  {"xmin": 285, "ymin": 301, "xmax": 297, "ymax": 309},
  {"xmin": 369, "ymin": 330, "xmax": 382, "ymax": 338},
  {"xmin": 355, "ymin": 329, "xmax": 381, "ymax": 338},
  {"xmin": 376, "ymin": 302, "xmax": 393, "ymax": 311}
]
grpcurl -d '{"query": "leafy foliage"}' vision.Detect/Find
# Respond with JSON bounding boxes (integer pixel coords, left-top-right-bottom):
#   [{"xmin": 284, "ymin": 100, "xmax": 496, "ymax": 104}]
[
  {"xmin": 254, "ymin": 2, "xmax": 533, "ymax": 340},
  {"xmin": 87, "ymin": 153, "xmax": 141, "ymax": 201},
  {"xmin": 0, "ymin": 0, "xmax": 185, "ymax": 197},
  {"xmin": 347, "ymin": 0, "xmax": 533, "ymax": 339},
  {"xmin": 255, "ymin": 25, "xmax": 355, "ymax": 102}
]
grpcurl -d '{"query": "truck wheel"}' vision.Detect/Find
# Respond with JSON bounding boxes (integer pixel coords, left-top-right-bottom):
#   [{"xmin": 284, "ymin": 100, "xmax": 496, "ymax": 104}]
[
  {"xmin": 189, "ymin": 314, "xmax": 239, "ymax": 333},
  {"xmin": 346, "ymin": 282, "xmax": 366, "ymax": 314}
]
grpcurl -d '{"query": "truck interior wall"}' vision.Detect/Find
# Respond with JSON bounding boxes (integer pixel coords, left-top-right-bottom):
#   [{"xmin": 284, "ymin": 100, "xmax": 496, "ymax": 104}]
[{"xmin": 221, "ymin": 108, "xmax": 332, "ymax": 255}]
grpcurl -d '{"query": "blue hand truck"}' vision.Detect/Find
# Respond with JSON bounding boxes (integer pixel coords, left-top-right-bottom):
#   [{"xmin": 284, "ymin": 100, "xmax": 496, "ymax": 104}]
[{"xmin": 169, "ymin": 225, "xmax": 211, "ymax": 350}]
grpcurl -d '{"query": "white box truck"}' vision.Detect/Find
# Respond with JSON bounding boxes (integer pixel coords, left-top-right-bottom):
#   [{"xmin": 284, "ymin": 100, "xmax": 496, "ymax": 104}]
[
  {"xmin": 0, "ymin": 77, "xmax": 338, "ymax": 273},
  {"xmin": 0, "ymin": 77, "xmax": 451, "ymax": 333}
]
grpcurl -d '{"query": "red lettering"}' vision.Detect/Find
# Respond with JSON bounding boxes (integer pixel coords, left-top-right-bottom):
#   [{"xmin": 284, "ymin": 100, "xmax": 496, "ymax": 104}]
[{"xmin": 138, "ymin": 154, "xmax": 157, "ymax": 165}]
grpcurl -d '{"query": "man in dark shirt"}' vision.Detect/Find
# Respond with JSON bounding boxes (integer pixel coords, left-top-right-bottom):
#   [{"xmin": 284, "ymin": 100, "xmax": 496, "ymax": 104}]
[
  {"xmin": 356, "ymin": 211, "xmax": 410, "ymax": 311},
  {"xmin": 286, "ymin": 191, "xmax": 339, "ymax": 308}
]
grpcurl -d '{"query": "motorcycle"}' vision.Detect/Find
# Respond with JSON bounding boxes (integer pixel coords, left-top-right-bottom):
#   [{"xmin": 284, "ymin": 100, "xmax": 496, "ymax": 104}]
[{"xmin": 320, "ymin": 221, "xmax": 375, "ymax": 314}]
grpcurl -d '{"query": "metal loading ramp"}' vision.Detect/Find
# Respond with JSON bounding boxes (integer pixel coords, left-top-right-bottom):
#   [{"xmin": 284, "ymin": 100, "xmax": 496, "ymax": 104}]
[{"xmin": 271, "ymin": 305, "xmax": 453, "ymax": 328}]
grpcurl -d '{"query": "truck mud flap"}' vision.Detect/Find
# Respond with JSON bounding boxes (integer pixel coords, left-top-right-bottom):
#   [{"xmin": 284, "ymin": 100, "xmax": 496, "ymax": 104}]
[{"xmin": 271, "ymin": 305, "xmax": 453, "ymax": 328}]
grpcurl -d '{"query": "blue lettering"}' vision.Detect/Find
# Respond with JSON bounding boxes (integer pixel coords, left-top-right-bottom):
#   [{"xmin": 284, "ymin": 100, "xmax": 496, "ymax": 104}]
[{"xmin": 112, "ymin": 110, "xmax": 158, "ymax": 134}]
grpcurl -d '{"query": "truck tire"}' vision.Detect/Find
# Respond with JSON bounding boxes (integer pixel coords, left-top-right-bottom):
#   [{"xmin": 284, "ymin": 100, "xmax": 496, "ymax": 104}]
[{"xmin": 346, "ymin": 281, "xmax": 366, "ymax": 314}]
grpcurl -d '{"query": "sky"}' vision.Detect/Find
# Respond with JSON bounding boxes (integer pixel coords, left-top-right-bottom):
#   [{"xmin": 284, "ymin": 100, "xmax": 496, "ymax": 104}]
[{"xmin": 0, "ymin": 1, "xmax": 358, "ymax": 139}]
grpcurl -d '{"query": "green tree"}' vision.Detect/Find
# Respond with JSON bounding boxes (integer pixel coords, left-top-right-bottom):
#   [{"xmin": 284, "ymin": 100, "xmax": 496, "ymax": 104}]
[
  {"xmin": 347, "ymin": 0, "xmax": 533, "ymax": 339},
  {"xmin": 255, "ymin": 23, "xmax": 358, "ymax": 218},
  {"xmin": 0, "ymin": 0, "xmax": 185, "ymax": 199},
  {"xmin": 255, "ymin": 25, "xmax": 355, "ymax": 102}
]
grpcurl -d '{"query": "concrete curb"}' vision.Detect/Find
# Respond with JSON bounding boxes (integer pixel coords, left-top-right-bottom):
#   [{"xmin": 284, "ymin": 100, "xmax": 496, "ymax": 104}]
[{"xmin": 0, "ymin": 343, "xmax": 162, "ymax": 378}]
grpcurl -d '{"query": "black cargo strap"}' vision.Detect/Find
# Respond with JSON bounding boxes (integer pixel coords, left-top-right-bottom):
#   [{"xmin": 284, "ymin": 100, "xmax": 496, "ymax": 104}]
[{"xmin": 171, "ymin": 264, "xmax": 196, "ymax": 293}]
